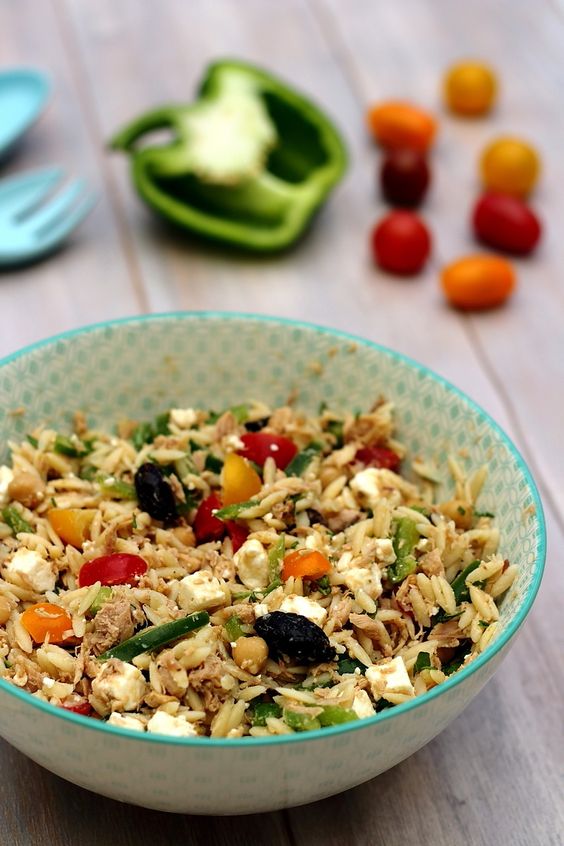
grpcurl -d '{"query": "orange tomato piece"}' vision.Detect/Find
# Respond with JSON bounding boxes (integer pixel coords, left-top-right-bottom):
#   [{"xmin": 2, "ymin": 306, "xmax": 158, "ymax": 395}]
[
  {"xmin": 21, "ymin": 602, "xmax": 73, "ymax": 644},
  {"xmin": 282, "ymin": 549, "xmax": 331, "ymax": 581},
  {"xmin": 367, "ymin": 101, "xmax": 437, "ymax": 152},
  {"xmin": 441, "ymin": 255, "xmax": 516, "ymax": 310},
  {"xmin": 221, "ymin": 453, "xmax": 262, "ymax": 507},
  {"xmin": 48, "ymin": 508, "xmax": 96, "ymax": 548}
]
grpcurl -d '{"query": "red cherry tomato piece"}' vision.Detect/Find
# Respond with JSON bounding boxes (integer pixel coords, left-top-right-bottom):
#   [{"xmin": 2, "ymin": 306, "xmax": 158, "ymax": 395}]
[
  {"xmin": 193, "ymin": 494, "xmax": 226, "ymax": 544},
  {"xmin": 472, "ymin": 193, "xmax": 541, "ymax": 255},
  {"xmin": 78, "ymin": 553, "xmax": 147, "ymax": 588},
  {"xmin": 238, "ymin": 433, "xmax": 297, "ymax": 470},
  {"xmin": 61, "ymin": 697, "xmax": 92, "ymax": 716},
  {"xmin": 371, "ymin": 211, "xmax": 431, "ymax": 275},
  {"xmin": 226, "ymin": 521, "xmax": 248, "ymax": 553},
  {"xmin": 356, "ymin": 445, "xmax": 401, "ymax": 472},
  {"xmin": 380, "ymin": 149, "xmax": 430, "ymax": 207}
]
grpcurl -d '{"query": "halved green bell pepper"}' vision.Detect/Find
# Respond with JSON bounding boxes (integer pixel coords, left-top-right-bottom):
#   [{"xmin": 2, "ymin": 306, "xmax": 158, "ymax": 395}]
[{"xmin": 110, "ymin": 59, "xmax": 347, "ymax": 252}]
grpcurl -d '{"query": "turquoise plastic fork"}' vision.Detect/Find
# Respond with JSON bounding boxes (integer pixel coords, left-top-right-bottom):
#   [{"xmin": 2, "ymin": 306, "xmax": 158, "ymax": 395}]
[
  {"xmin": 0, "ymin": 69, "xmax": 50, "ymax": 159},
  {"xmin": 0, "ymin": 167, "xmax": 95, "ymax": 266}
]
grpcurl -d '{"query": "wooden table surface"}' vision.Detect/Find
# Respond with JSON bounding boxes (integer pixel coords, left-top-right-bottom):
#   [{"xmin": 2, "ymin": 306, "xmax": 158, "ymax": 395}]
[{"xmin": 1, "ymin": 1, "xmax": 563, "ymax": 843}]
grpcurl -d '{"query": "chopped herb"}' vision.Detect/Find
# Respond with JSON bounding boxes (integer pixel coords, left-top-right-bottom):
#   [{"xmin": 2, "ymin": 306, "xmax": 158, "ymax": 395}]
[
  {"xmin": 412, "ymin": 505, "xmax": 431, "ymax": 516},
  {"xmin": 442, "ymin": 657, "xmax": 465, "ymax": 676},
  {"xmin": 457, "ymin": 506, "xmax": 466, "ymax": 516},
  {"xmin": 314, "ymin": 575, "xmax": 331, "ymax": 595},
  {"xmin": 153, "ymin": 412, "xmax": 170, "ymax": 437},
  {"xmin": 54, "ymin": 433, "xmax": 90, "ymax": 458},
  {"xmin": 224, "ymin": 615, "xmax": 245, "ymax": 642},
  {"xmin": 189, "ymin": 439, "xmax": 203, "ymax": 452},
  {"xmin": 326, "ymin": 419, "xmax": 344, "ymax": 448},
  {"xmin": 132, "ymin": 422, "xmax": 154, "ymax": 450},
  {"xmin": 337, "ymin": 656, "xmax": 366, "ymax": 675},
  {"xmin": 433, "ymin": 608, "xmax": 463, "ymax": 623},
  {"xmin": 451, "ymin": 560, "xmax": 480, "ymax": 604},
  {"xmin": 478, "ymin": 620, "xmax": 489, "ymax": 629},
  {"xmin": 79, "ymin": 464, "xmax": 98, "ymax": 482},
  {"xmin": 97, "ymin": 475, "xmax": 137, "ymax": 500},
  {"xmin": 285, "ymin": 442, "xmax": 322, "ymax": 477},
  {"xmin": 204, "ymin": 454, "xmax": 224, "ymax": 474},
  {"xmin": 132, "ymin": 514, "xmax": 138, "ymax": 530},
  {"xmin": 414, "ymin": 651, "xmax": 432, "ymax": 672},
  {"xmin": 176, "ymin": 491, "xmax": 201, "ymax": 515},
  {"xmin": 251, "ymin": 701, "xmax": 282, "ymax": 727},
  {"xmin": 26, "ymin": 435, "xmax": 38, "ymax": 448},
  {"xmin": 207, "ymin": 410, "xmax": 220, "ymax": 424},
  {"xmin": 230, "ymin": 404, "xmax": 249, "ymax": 424},
  {"xmin": 2, "ymin": 506, "xmax": 32, "ymax": 535},
  {"xmin": 215, "ymin": 499, "xmax": 259, "ymax": 520},
  {"xmin": 474, "ymin": 510, "xmax": 495, "ymax": 519},
  {"xmin": 50, "ymin": 497, "xmax": 57, "ymax": 508},
  {"xmin": 318, "ymin": 401, "xmax": 328, "ymax": 414},
  {"xmin": 375, "ymin": 699, "xmax": 395, "ymax": 712}
]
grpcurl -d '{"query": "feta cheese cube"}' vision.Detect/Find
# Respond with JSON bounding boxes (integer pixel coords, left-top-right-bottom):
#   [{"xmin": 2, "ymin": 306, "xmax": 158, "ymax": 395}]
[
  {"xmin": 5, "ymin": 548, "xmax": 56, "ymax": 593},
  {"xmin": 107, "ymin": 712, "xmax": 146, "ymax": 732},
  {"xmin": 147, "ymin": 710, "xmax": 198, "ymax": 737},
  {"xmin": 0, "ymin": 466, "xmax": 13, "ymax": 507},
  {"xmin": 253, "ymin": 603, "xmax": 269, "ymax": 618},
  {"xmin": 350, "ymin": 468, "xmax": 384, "ymax": 509},
  {"xmin": 374, "ymin": 538, "xmax": 396, "ymax": 565},
  {"xmin": 90, "ymin": 660, "xmax": 147, "ymax": 715},
  {"xmin": 353, "ymin": 689, "xmax": 375, "ymax": 719},
  {"xmin": 279, "ymin": 594, "xmax": 327, "ymax": 627},
  {"xmin": 222, "ymin": 433, "xmax": 245, "ymax": 452},
  {"xmin": 233, "ymin": 539, "xmax": 269, "ymax": 589},
  {"xmin": 366, "ymin": 656, "xmax": 414, "ymax": 701},
  {"xmin": 342, "ymin": 564, "xmax": 382, "ymax": 600},
  {"xmin": 169, "ymin": 408, "xmax": 197, "ymax": 429},
  {"xmin": 177, "ymin": 570, "xmax": 226, "ymax": 612}
]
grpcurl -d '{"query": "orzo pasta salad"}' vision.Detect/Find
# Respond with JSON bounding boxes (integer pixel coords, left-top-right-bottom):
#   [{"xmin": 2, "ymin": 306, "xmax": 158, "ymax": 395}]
[{"xmin": 0, "ymin": 400, "xmax": 517, "ymax": 738}]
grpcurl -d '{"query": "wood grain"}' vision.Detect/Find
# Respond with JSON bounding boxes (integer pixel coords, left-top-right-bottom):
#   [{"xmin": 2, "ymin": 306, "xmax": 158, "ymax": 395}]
[{"xmin": 0, "ymin": 0, "xmax": 562, "ymax": 843}]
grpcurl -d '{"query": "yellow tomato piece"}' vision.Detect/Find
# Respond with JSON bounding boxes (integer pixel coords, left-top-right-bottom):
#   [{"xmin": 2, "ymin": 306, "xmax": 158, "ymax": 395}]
[
  {"xmin": 367, "ymin": 101, "xmax": 437, "ymax": 152},
  {"xmin": 48, "ymin": 508, "xmax": 96, "ymax": 548},
  {"xmin": 221, "ymin": 453, "xmax": 261, "ymax": 507},
  {"xmin": 480, "ymin": 137, "xmax": 540, "ymax": 198},
  {"xmin": 444, "ymin": 61, "xmax": 497, "ymax": 116},
  {"xmin": 441, "ymin": 254, "xmax": 516, "ymax": 310}
]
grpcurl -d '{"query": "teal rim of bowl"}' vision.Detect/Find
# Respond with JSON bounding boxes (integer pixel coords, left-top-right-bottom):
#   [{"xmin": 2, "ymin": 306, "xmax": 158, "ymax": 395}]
[{"xmin": 0, "ymin": 311, "xmax": 546, "ymax": 748}]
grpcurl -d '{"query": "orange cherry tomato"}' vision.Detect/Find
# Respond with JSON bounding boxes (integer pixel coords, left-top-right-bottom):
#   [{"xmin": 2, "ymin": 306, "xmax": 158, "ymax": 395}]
[
  {"xmin": 480, "ymin": 137, "xmax": 540, "ymax": 198},
  {"xmin": 21, "ymin": 602, "xmax": 73, "ymax": 644},
  {"xmin": 221, "ymin": 453, "xmax": 262, "ymax": 507},
  {"xmin": 282, "ymin": 549, "xmax": 331, "ymax": 581},
  {"xmin": 444, "ymin": 62, "xmax": 497, "ymax": 116},
  {"xmin": 48, "ymin": 508, "xmax": 96, "ymax": 548},
  {"xmin": 367, "ymin": 101, "xmax": 437, "ymax": 152},
  {"xmin": 441, "ymin": 255, "xmax": 516, "ymax": 310}
]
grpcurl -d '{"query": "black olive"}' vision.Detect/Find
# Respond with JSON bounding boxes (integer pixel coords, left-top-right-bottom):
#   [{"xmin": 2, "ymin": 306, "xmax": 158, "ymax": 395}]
[
  {"xmin": 134, "ymin": 463, "xmax": 178, "ymax": 524},
  {"xmin": 254, "ymin": 611, "xmax": 335, "ymax": 665},
  {"xmin": 244, "ymin": 416, "xmax": 270, "ymax": 432}
]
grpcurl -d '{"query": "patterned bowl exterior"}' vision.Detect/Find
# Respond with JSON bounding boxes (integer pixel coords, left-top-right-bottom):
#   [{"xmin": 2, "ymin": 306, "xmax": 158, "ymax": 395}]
[{"xmin": 0, "ymin": 313, "xmax": 545, "ymax": 814}]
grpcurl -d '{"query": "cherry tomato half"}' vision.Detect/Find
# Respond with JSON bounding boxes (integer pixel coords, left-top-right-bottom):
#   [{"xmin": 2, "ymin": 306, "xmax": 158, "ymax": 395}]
[
  {"xmin": 472, "ymin": 193, "xmax": 541, "ymax": 255},
  {"xmin": 441, "ymin": 254, "xmax": 516, "ymax": 310},
  {"xmin": 78, "ymin": 553, "xmax": 147, "ymax": 588},
  {"xmin": 193, "ymin": 494, "xmax": 226, "ymax": 544},
  {"xmin": 238, "ymin": 433, "xmax": 297, "ymax": 470},
  {"xmin": 371, "ymin": 211, "xmax": 431, "ymax": 275},
  {"xmin": 226, "ymin": 521, "xmax": 248, "ymax": 553},
  {"xmin": 380, "ymin": 149, "xmax": 430, "ymax": 207},
  {"xmin": 356, "ymin": 445, "xmax": 401, "ymax": 472},
  {"xmin": 444, "ymin": 61, "xmax": 497, "ymax": 117},
  {"xmin": 282, "ymin": 549, "xmax": 331, "ymax": 581},
  {"xmin": 222, "ymin": 453, "xmax": 262, "ymax": 507},
  {"xmin": 61, "ymin": 697, "xmax": 92, "ymax": 716},
  {"xmin": 480, "ymin": 137, "xmax": 540, "ymax": 198},
  {"xmin": 21, "ymin": 602, "xmax": 73, "ymax": 644},
  {"xmin": 367, "ymin": 101, "xmax": 437, "ymax": 152}
]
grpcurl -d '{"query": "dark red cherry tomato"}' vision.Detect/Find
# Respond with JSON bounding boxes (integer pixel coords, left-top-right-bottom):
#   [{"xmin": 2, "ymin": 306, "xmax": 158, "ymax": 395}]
[
  {"xmin": 380, "ymin": 149, "xmax": 430, "ymax": 207},
  {"xmin": 472, "ymin": 193, "xmax": 541, "ymax": 255},
  {"xmin": 238, "ymin": 433, "xmax": 297, "ymax": 470},
  {"xmin": 78, "ymin": 553, "xmax": 147, "ymax": 588},
  {"xmin": 226, "ymin": 521, "xmax": 248, "ymax": 553},
  {"xmin": 356, "ymin": 445, "xmax": 401, "ymax": 472},
  {"xmin": 61, "ymin": 697, "xmax": 92, "ymax": 716},
  {"xmin": 371, "ymin": 211, "xmax": 431, "ymax": 275},
  {"xmin": 193, "ymin": 494, "xmax": 226, "ymax": 544}
]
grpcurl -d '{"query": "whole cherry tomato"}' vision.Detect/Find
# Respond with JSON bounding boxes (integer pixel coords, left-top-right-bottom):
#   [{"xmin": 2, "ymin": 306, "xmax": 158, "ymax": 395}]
[
  {"xmin": 480, "ymin": 137, "xmax": 540, "ymax": 198},
  {"xmin": 238, "ymin": 433, "xmax": 297, "ymax": 470},
  {"xmin": 371, "ymin": 211, "xmax": 431, "ymax": 275},
  {"xmin": 473, "ymin": 193, "xmax": 541, "ymax": 255},
  {"xmin": 78, "ymin": 553, "xmax": 147, "ymax": 588},
  {"xmin": 380, "ymin": 149, "xmax": 430, "ymax": 207},
  {"xmin": 193, "ymin": 494, "xmax": 226, "ymax": 544},
  {"xmin": 356, "ymin": 445, "xmax": 401, "ymax": 472},
  {"xmin": 441, "ymin": 254, "xmax": 516, "ymax": 310},
  {"xmin": 367, "ymin": 101, "xmax": 437, "ymax": 152},
  {"xmin": 282, "ymin": 549, "xmax": 331, "ymax": 581},
  {"xmin": 444, "ymin": 62, "xmax": 497, "ymax": 116},
  {"xmin": 21, "ymin": 602, "xmax": 73, "ymax": 644}
]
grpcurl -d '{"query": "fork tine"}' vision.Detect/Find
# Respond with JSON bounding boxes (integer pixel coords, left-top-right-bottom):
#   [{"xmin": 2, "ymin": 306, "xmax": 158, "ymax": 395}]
[
  {"xmin": 30, "ymin": 179, "xmax": 88, "ymax": 233},
  {"xmin": 32, "ymin": 190, "xmax": 95, "ymax": 249},
  {"xmin": 0, "ymin": 167, "xmax": 64, "ymax": 219}
]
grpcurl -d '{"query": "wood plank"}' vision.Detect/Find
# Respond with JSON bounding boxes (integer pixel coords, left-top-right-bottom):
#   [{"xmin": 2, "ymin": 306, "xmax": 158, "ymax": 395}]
[{"xmin": 0, "ymin": 0, "xmax": 144, "ymax": 360}]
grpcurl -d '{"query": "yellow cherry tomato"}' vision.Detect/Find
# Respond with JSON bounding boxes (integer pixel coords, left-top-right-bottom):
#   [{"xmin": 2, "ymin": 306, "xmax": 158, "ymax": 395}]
[
  {"xmin": 21, "ymin": 602, "xmax": 73, "ymax": 644},
  {"xmin": 481, "ymin": 137, "xmax": 540, "ymax": 198},
  {"xmin": 441, "ymin": 254, "xmax": 516, "ymax": 310},
  {"xmin": 221, "ymin": 453, "xmax": 262, "ymax": 506},
  {"xmin": 444, "ymin": 61, "xmax": 497, "ymax": 116},
  {"xmin": 367, "ymin": 101, "xmax": 437, "ymax": 152},
  {"xmin": 48, "ymin": 508, "xmax": 96, "ymax": 548}
]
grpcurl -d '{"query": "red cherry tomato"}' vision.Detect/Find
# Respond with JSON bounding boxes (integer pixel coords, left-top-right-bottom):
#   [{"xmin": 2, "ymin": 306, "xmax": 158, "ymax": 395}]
[
  {"xmin": 78, "ymin": 553, "xmax": 147, "ymax": 588},
  {"xmin": 226, "ymin": 521, "xmax": 248, "ymax": 552},
  {"xmin": 380, "ymin": 149, "xmax": 430, "ymax": 207},
  {"xmin": 238, "ymin": 433, "xmax": 297, "ymax": 470},
  {"xmin": 371, "ymin": 211, "xmax": 431, "ymax": 275},
  {"xmin": 356, "ymin": 445, "xmax": 401, "ymax": 472},
  {"xmin": 193, "ymin": 494, "xmax": 226, "ymax": 544},
  {"xmin": 61, "ymin": 697, "xmax": 92, "ymax": 716},
  {"xmin": 472, "ymin": 193, "xmax": 541, "ymax": 255}
]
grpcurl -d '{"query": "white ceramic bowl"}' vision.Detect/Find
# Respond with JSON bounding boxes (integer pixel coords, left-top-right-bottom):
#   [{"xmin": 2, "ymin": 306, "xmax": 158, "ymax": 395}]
[{"xmin": 0, "ymin": 313, "xmax": 545, "ymax": 814}]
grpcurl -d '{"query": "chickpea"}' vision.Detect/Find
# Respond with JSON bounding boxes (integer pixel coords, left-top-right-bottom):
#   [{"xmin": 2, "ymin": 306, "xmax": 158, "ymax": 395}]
[
  {"xmin": 8, "ymin": 472, "xmax": 45, "ymax": 509},
  {"xmin": 232, "ymin": 636, "xmax": 269, "ymax": 675},
  {"xmin": 0, "ymin": 595, "xmax": 12, "ymax": 625},
  {"xmin": 439, "ymin": 499, "xmax": 473, "ymax": 530},
  {"xmin": 172, "ymin": 525, "xmax": 195, "ymax": 547}
]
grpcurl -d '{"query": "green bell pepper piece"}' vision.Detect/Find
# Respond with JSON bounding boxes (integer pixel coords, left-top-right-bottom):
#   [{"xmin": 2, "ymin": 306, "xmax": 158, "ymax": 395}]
[
  {"xmin": 388, "ymin": 517, "xmax": 419, "ymax": 583},
  {"xmin": 251, "ymin": 702, "xmax": 282, "ymax": 726},
  {"xmin": 318, "ymin": 705, "xmax": 358, "ymax": 726},
  {"xmin": 450, "ymin": 560, "xmax": 481, "ymax": 604},
  {"xmin": 111, "ymin": 59, "xmax": 347, "ymax": 252},
  {"xmin": 98, "ymin": 611, "xmax": 209, "ymax": 662},
  {"xmin": 96, "ymin": 475, "xmax": 137, "ymax": 500},
  {"xmin": 283, "ymin": 708, "xmax": 321, "ymax": 732},
  {"xmin": 88, "ymin": 586, "xmax": 112, "ymax": 617},
  {"xmin": 285, "ymin": 442, "xmax": 323, "ymax": 477}
]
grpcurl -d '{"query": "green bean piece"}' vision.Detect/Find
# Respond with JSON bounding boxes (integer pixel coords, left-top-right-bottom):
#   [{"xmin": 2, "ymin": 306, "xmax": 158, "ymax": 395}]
[
  {"xmin": 97, "ymin": 475, "xmax": 137, "ymax": 500},
  {"xmin": 451, "ymin": 560, "xmax": 481, "ymax": 604},
  {"xmin": 318, "ymin": 706, "xmax": 358, "ymax": 726},
  {"xmin": 283, "ymin": 708, "xmax": 321, "ymax": 732},
  {"xmin": 251, "ymin": 702, "xmax": 282, "ymax": 727},
  {"xmin": 285, "ymin": 443, "xmax": 322, "ymax": 477},
  {"xmin": 98, "ymin": 611, "xmax": 209, "ymax": 662},
  {"xmin": 88, "ymin": 586, "xmax": 113, "ymax": 617},
  {"xmin": 215, "ymin": 499, "xmax": 259, "ymax": 520},
  {"xmin": 2, "ymin": 506, "xmax": 32, "ymax": 535}
]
